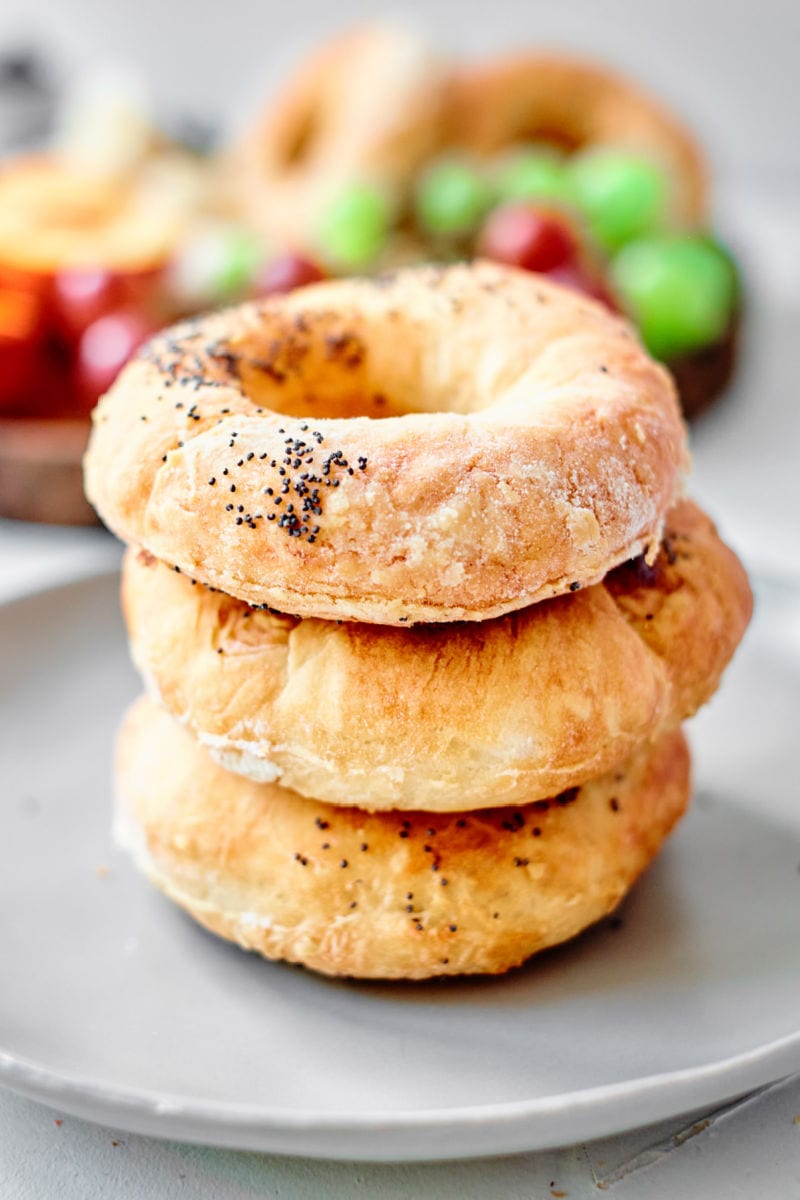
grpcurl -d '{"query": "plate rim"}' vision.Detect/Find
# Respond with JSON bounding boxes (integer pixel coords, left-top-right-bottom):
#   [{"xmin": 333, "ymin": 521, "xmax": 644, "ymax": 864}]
[
  {"xmin": 2, "ymin": 567, "xmax": 799, "ymax": 1160},
  {"xmin": 2, "ymin": 1033, "xmax": 799, "ymax": 1160}
]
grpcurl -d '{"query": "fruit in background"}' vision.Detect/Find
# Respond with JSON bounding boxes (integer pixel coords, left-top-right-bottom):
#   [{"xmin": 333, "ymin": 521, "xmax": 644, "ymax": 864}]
[
  {"xmin": 316, "ymin": 183, "xmax": 391, "ymax": 271},
  {"xmin": 414, "ymin": 158, "xmax": 494, "ymax": 238},
  {"xmin": 256, "ymin": 252, "xmax": 325, "ymax": 297},
  {"xmin": 0, "ymin": 260, "xmax": 52, "ymax": 304},
  {"xmin": 611, "ymin": 234, "xmax": 737, "ymax": 359},
  {"xmin": 547, "ymin": 262, "xmax": 619, "ymax": 312},
  {"xmin": 493, "ymin": 145, "xmax": 574, "ymax": 207},
  {"xmin": 52, "ymin": 268, "xmax": 117, "ymax": 339},
  {"xmin": 75, "ymin": 308, "xmax": 158, "ymax": 408},
  {"xmin": 168, "ymin": 225, "xmax": 265, "ymax": 309},
  {"xmin": 51, "ymin": 266, "xmax": 162, "ymax": 341},
  {"xmin": 0, "ymin": 84, "xmax": 215, "ymax": 522},
  {"xmin": 0, "ymin": 283, "xmax": 48, "ymax": 410},
  {"xmin": 478, "ymin": 203, "xmax": 578, "ymax": 273},
  {"xmin": 569, "ymin": 148, "xmax": 669, "ymax": 252}
]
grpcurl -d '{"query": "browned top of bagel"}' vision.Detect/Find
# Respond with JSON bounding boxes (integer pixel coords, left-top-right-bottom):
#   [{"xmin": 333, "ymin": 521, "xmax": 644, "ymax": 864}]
[
  {"xmin": 85, "ymin": 261, "xmax": 687, "ymax": 624},
  {"xmin": 122, "ymin": 500, "xmax": 750, "ymax": 812},
  {"xmin": 445, "ymin": 52, "xmax": 708, "ymax": 224},
  {"xmin": 115, "ymin": 696, "xmax": 690, "ymax": 979}
]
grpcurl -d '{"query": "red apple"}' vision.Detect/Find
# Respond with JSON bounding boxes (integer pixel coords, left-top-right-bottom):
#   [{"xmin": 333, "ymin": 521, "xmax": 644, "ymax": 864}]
[
  {"xmin": 75, "ymin": 308, "xmax": 158, "ymax": 408},
  {"xmin": 547, "ymin": 263, "xmax": 619, "ymax": 312},
  {"xmin": 478, "ymin": 203, "xmax": 578, "ymax": 273},
  {"xmin": 52, "ymin": 266, "xmax": 163, "ymax": 342},
  {"xmin": 0, "ymin": 283, "xmax": 48, "ymax": 410},
  {"xmin": 52, "ymin": 268, "xmax": 118, "ymax": 340},
  {"xmin": 255, "ymin": 252, "xmax": 325, "ymax": 297}
]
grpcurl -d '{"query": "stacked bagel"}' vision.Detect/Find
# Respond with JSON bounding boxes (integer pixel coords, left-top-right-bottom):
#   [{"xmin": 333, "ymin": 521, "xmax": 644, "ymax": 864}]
[{"xmin": 84, "ymin": 261, "xmax": 751, "ymax": 979}]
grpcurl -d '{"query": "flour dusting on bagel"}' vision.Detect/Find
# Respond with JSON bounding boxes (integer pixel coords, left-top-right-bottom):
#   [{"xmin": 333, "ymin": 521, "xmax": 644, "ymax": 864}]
[
  {"xmin": 85, "ymin": 248, "xmax": 752, "ymax": 981},
  {"xmin": 121, "ymin": 500, "xmax": 750, "ymax": 812},
  {"xmin": 85, "ymin": 260, "xmax": 688, "ymax": 625}
]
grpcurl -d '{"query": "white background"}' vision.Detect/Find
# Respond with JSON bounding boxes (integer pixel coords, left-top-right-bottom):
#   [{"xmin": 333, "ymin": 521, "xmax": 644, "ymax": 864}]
[{"xmin": 0, "ymin": 0, "xmax": 799, "ymax": 188}]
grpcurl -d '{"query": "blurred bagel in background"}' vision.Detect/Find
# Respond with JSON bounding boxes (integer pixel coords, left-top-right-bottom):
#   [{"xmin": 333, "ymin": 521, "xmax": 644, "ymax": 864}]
[
  {"xmin": 225, "ymin": 30, "xmax": 741, "ymax": 420},
  {"xmin": 224, "ymin": 24, "xmax": 448, "ymax": 249}
]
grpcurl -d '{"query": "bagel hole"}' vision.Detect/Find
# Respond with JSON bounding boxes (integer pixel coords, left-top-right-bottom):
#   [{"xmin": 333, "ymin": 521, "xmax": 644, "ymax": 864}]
[
  {"xmin": 516, "ymin": 126, "xmax": 584, "ymax": 154},
  {"xmin": 237, "ymin": 323, "xmax": 441, "ymax": 419},
  {"xmin": 269, "ymin": 393, "xmax": 416, "ymax": 419},
  {"xmin": 280, "ymin": 108, "xmax": 320, "ymax": 166},
  {"xmin": 236, "ymin": 316, "xmax": 481, "ymax": 419},
  {"xmin": 240, "ymin": 372, "xmax": 418, "ymax": 421}
]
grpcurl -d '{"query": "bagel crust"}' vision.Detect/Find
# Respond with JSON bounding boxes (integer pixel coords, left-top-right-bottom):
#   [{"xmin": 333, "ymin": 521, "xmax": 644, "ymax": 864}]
[
  {"xmin": 115, "ymin": 697, "xmax": 691, "ymax": 980},
  {"xmin": 122, "ymin": 500, "xmax": 750, "ymax": 812},
  {"xmin": 86, "ymin": 262, "xmax": 687, "ymax": 624}
]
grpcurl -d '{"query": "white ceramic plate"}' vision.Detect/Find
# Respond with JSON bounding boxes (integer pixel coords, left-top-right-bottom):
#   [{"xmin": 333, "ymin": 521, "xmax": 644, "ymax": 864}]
[{"xmin": 0, "ymin": 570, "xmax": 798, "ymax": 1161}]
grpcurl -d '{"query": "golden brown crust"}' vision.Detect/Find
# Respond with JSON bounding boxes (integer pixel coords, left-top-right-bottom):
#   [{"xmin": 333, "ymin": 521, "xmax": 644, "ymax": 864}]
[
  {"xmin": 85, "ymin": 262, "xmax": 687, "ymax": 624},
  {"xmin": 603, "ymin": 502, "xmax": 753, "ymax": 725},
  {"xmin": 446, "ymin": 54, "xmax": 707, "ymax": 224},
  {"xmin": 224, "ymin": 25, "xmax": 448, "ymax": 246},
  {"xmin": 115, "ymin": 697, "xmax": 691, "ymax": 980},
  {"xmin": 122, "ymin": 500, "xmax": 750, "ymax": 812}
]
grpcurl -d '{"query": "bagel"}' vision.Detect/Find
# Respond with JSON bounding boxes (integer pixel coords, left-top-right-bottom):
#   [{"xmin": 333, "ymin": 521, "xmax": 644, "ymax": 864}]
[
  {"xmin": 115, "ymin": 697, "xmax": 690, "ymax": 980},
  {"xmin": 446, "ymin": 53, "xmax": 707, "ymax": 225},
  {"xmin": 226, "ymin": 25, "xmax": 446, "ymax": 247},
  {"xmin": 0, "ymin": 155, "xmax": 191, "ymax": 274},
  {"xmin": 123, "ymin": 500, "xmax": 750, "ymax": 812},
  {"xmin": 85, "ymin": 261, "xmax": 687, "ymax": 625}
]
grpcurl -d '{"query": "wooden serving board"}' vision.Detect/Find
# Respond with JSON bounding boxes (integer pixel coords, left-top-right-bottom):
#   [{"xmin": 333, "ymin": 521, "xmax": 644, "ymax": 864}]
[{"xmin": 0, "ymin": 417, "xmax": 98, "ymax": 524}]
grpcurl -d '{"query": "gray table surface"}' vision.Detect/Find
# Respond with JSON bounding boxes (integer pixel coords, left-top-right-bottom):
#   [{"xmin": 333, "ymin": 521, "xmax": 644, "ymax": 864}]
[
  {"xmin": 1, "ymin": 1077, "xmax": 799, "ymax": 1199},
  {"xmin": 1, "ymin": 186, "xmax": 799, "ymax": 1196}
]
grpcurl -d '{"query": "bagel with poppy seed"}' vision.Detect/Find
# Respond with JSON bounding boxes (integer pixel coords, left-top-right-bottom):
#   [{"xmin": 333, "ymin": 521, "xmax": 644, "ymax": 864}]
[
  {"xmin": 85, "ymin": 261, "xmax": 688, "ymax": 625},
  {"xmin": 115, "ymin": 697, "xmax": 691, "ymax": 980}
]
